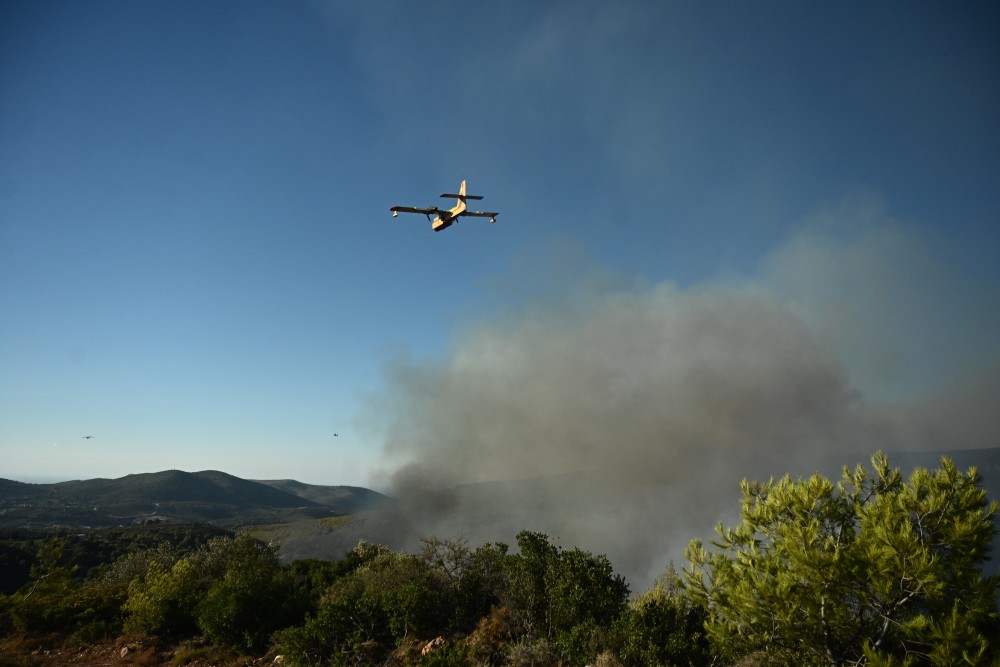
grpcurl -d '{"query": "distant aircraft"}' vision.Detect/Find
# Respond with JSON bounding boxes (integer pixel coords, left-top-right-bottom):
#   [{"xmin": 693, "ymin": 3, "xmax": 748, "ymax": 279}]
[
  {"xmin": 82, "ymin": 435, "xmax": 94, "ymax": 439},
  {"xmin": 390, "ymin": 180, "xmax": 499, "ymax": 232}
]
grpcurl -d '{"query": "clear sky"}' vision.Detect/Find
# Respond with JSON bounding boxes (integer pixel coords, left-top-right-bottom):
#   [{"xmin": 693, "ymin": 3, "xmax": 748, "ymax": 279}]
[{"xmin": 2, "ymin": 1, "xmax": 998, "ymax": 488}]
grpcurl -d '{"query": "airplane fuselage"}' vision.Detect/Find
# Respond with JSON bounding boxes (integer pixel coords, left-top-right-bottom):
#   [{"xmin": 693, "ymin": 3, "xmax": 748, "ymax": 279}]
[
  {"xmin": 432, "ymin": 217, "xmax": 454, "ymax": 232},
  {"xmin": 432, "ymin": 200, "xmax": 467, "ymax": 232}
]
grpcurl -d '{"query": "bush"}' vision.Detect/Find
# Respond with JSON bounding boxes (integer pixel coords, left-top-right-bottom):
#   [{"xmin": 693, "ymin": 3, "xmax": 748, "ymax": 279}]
[
  {"xmin": 417, "ymin": 640, "xmax": 471, "ymax": 666},
  {"xmin": 195, "ymin": 537, "xmax": 302, "ymax": 653},
  {"xmin": 615, "ymin": 567, "xmax": 709, "ymax": 666},
  {"xmin": 504, "ymin": 637, "xmax": 555, "ymax": 667},
  {"xmin": 279, "ymin": 542, "xmax": 453, "ymax": 665},
  {"xmin": 504, "ymin": 531, "xmax": 629, "ymax": 664},
  {"xmin": 123, "ymin": 557, "xmax": 202, "ymax": 637},
  {"xmin": 3, "ymin": 538, "xmax": 126, "ymax": 638}
]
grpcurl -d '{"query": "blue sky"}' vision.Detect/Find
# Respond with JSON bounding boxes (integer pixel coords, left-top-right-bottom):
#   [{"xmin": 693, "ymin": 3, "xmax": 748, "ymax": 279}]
[{"xmin": 2, "ymin": 1, "xmax": 998, "ymax": 487}]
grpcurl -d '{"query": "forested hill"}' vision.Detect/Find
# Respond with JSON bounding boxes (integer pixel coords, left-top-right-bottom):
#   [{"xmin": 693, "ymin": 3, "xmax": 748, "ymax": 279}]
[{"xmin": 0, "ymin": 470, "xmax": 387, "ymax": 530}]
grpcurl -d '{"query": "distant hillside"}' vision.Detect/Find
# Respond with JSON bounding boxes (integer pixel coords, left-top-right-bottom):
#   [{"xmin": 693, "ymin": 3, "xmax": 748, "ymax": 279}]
[
  {"xmin": 0, "ymin": 470, "xmax": 388, "ymax": 530},
  {"xmin": 57, "ymin": 469, "xmax": 315, "ymax": 509}
]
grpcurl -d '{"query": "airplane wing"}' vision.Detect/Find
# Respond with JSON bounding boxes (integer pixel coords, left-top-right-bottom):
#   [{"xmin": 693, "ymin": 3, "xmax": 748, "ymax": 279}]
[
  {"xmin": 390, "ymin": 205, "xmax": 439, "ymax": 215},
  {"xmin": 461, "ymin": 210, "xmax": 499, "ymax": 218}
]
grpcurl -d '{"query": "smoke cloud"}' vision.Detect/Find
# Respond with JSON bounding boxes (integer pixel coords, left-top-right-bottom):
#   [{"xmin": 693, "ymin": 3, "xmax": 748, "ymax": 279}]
[{"xmin": 360, "ymin": 198, "xmax": 1000, "ymax": 588}]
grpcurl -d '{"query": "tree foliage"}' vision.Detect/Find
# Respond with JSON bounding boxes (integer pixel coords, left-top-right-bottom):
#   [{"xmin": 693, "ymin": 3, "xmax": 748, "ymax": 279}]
[
  {"xmin": 615, "ymin": 565, "xmax": 711, "ymax": 666},
  {"xmin": 122, "ymin": 534, "xmax": 304, "ymax": 651},
  {"xmin": 280, "ymin": 532, "xmax": 632, "ymax": 666},
  {"xmin": 280, "ymin": 540, "xmax": 457, "ymax": 665},
  {"xmin": 497, "ymin": 531, "xmax": 630, "ymax": 664},
  {"xmin": 6, "ymin": 538, "xmax": 84, "ymax": 634},
  {"xmin": 684, "ymin": 452, "xmax": 1000, "ymax": 666},
  {"xmin": 195, "ymin": 535, "xmax": 302, "ymax": 653}
]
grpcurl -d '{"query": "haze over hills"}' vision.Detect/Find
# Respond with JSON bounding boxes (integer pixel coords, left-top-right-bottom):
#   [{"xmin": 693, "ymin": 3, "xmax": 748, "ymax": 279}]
[{"xmin": 256, "ymin": 478, "xmax": 386, "ymax": 510}]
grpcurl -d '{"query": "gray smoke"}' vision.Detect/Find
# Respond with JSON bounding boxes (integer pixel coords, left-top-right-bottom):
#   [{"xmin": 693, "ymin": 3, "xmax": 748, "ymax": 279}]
[{"xmin": 361, "ymin": 199, "xmax": 1000, "ymax": 588}]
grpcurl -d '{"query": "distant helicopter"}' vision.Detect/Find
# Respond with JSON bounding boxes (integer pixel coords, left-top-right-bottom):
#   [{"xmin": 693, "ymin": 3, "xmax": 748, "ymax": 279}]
[{"xmin": 390, "ymin": 180, "xmax": 498, "ymax": 232}]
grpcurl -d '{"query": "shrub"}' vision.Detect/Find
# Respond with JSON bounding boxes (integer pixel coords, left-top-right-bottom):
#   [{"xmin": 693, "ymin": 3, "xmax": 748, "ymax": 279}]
[
  {"xmin": 615, "ymin": 567, "xmax": 710, "ymax": 666},
  {"xmin": 195, "ymin": 537, "xmax": 301, "ymax": 653},
  {"xmin": 123, "ymin": 557, "xmax": 202, "ymax": 637}
]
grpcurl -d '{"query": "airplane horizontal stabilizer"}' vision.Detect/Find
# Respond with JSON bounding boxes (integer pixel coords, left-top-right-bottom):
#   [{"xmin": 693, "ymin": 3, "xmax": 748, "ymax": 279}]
[{"xmin": 440, "ymin": 193, "xmax": 484, "ymax": 200}]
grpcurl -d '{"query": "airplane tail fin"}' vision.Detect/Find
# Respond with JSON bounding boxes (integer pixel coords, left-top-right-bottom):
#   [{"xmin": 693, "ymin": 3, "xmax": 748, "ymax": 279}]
[{"xmin": 440, "ymin": 179, "xmax": 484, "ymax": 201}]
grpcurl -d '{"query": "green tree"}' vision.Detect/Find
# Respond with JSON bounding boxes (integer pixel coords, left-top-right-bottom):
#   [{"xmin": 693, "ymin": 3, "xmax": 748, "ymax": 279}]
[
  {"xmin": 451, "ymin": 541, "xmax": 511, "ymax": 633},
  {"xmin": 279, "ymin": 540, "xmax": 452, "ymax": 665},
  {"xmin": 615, "ymin": 565, "xmax": 710, "ymax": 667},
  {"xmin": 505, "ymin": 531, "xmax": 559, "ymax": 639},
  {"xmin": 5, "ymin": 538, "xmax": 122, "ymax": 638},
  {"xmin": 684, "ymin": 452, "xmax": 1000, "ymax": 666},
  {"xmin": 91, "ymin": 541, "xmax": 183, "ymax": 590},
  {"xmin": 121, "ymin": 533, "xmax": 298, "ymax": 646},
  {"xmin": 195, "ymin": 535, "xmax": 302, "ymax": 653},
  {"xmin": 506, "ymin": 531, "xmax": 630, "ymax": 664},
  {"xmin": 26, "ymin": 538, "xmax": 77, "ymax": 598},
  {"xmin": 123, "ymin": 556, "xmax": 202, "ymax": 637}
]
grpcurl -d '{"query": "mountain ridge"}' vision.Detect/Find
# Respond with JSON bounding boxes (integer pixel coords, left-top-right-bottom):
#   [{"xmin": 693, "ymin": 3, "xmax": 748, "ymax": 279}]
[{"xmin": 0, "ymin": 469, "xmax": 387, "ymax": 530}]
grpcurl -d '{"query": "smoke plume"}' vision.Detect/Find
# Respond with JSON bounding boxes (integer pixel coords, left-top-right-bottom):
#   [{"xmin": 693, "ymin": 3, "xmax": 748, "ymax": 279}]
[{"xmin": 361, "ymin": 199, "xmax": 1000, "ymax": 587}]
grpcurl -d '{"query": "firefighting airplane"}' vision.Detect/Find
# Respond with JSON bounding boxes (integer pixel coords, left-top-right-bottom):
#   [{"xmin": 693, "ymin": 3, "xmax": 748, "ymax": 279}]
[{"xmin": 389, "ymin": 180, "xmax": 498, "ymax": 232}]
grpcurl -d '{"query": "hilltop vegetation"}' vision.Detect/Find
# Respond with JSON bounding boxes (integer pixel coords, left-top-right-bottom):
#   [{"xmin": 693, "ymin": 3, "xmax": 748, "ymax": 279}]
[
  {"xmin": 0, "ymin": 523, "xmax": 233, "ymax": 596},
  {"xmin": 1, "ymin": 451, "xmax": 997, "ymax": 666}
]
